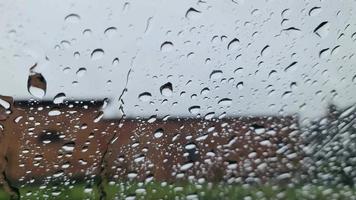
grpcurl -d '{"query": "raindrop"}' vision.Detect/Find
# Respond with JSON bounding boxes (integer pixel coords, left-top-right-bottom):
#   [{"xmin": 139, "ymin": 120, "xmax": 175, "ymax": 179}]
[
  {"xmin": 160, "ymin": 82, "xmax": 173, "ymax": 97},
  {"xmin": 309, "ymin": 7, "xmax": 322, "ymax": 16},
  {"xmin": 284, "ymin": 61, "xmax": 298, "ymax": 72},
  {"xmin": 185, "ymin": 143, "xmax": 196, "ymax": 150},
  {"xmin": 218, "ymin": 98, "xmax": 232, "ymax": 106},
  {"xmin": 112, "ymin": 57, "xmax": 120, "ymax": 66},
  {"xmin": 83, "ymin": 29, "xmax": 92, "ymax": 37},
  {"xmin": 188, "ymin": 106, "xmax": 200, "ymax": 114},
  {"xmin": 53, "ymin": 93, "xmax": 66, "ymax": 104},
  {"xmin": 90, "ymin": 49, "xmax": 105, "ymax": 60},
  {"xmin": 260, "ymin": 45, "xmax": 270, "ymax": 57},
  {"xmin": 64, "ymin": 13, "xmax": 80, "ymax": 23},
  {"xmin": 313, "ymin": 21, "xmax": 330, "ymax": 38},
  {"xmin": 138, "ymin": 92, "xmax": 152, "ymax": 102},
  {"xmin": 210, "ymin": 70, "xmax": 223, "ymax": 79},
  {"xmin": 319, "ymin": 48, "xmax": 330, "ymax": 59},
  {"xmin": 28, "ymin": 64, "xmax": 47, "ymax": 98},
  {"xmin": 48, "ymin": 109, "xmax": 61, "ymax": 116},
  {"xmin": 227, "ymin": 38, "xmax": 239, "ymax": 51},
  {"xmin": 160, "ymin": 41, "xmax": 174, "ymax": 52},
  {"xmin": 282, "ymin": 27, "xmax": 301, "ymax": 34},
  {"xmin": 236, "ymin": 81, "xmax": 244, "ymax": 89},
  {"xmin": 76, "ymin": 67, "xmax": 87, "ymax": 77},
  {"xmin": 0, "ymin": 97, "xmax": 10, "ymax": 110},
  {"xmin": 281, "ymin": 8, "xmax": 291, "ymax": 18},
  {"xmin": 352, "ymin": 32, "xmax": 356, "ymax": 41},
  {"xmin": 73, "ymin": 51, "xmax": 80, "ymax": 59},
  {"xmin": 148, "ymin": 115, "xmax": 157, "ymax": 123},
  {"xmin": 204, "ymin": 112, "xmax": 215, "ymax": 120},
  {"xmin": 123, "ymin": 2, "xmax": 130, "ymax": 13},
  {"xmin": 185, "ymin": 7, "xmax": 201, "ymax": 20},
  {"xmin": 62, "ymin": 142, "xmax": 75, "ymax": 153},
  {"xmin": 144, "ymin": 17, "xmax": 153, "ymax": 33},
  {"xmin": 180, "ymin": 162, "xmax": 193, "ymax": 171},
  {"xmin": 154, "ymin": 128, "xmax": 164, "ymax": 138},
  {"xmin": 200, "ymin": 87, "xmax": 210, "ymax": 95},
  {"xmin": 60, "ymin": 40, "xmax": 71, "ymax": 49},
  {"xmin": 93, "ymin": 112, "xmax": 104, "ymax": 123},
  {"xmin": 104, "ymin": 27, "xmax": 117, "ymax": 37}
]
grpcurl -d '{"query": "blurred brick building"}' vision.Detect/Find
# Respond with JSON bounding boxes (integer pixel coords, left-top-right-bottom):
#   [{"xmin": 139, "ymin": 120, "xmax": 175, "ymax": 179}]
[{"xmin": 0, "ymin": 98, "xmax": 301, "ymax": 186}]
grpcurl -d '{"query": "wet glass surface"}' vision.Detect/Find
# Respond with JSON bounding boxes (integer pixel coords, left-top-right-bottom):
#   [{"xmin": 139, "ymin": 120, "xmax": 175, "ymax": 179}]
[{"xmin": 0, "ymin": 0, "xmax": 356, "ymax": 199}]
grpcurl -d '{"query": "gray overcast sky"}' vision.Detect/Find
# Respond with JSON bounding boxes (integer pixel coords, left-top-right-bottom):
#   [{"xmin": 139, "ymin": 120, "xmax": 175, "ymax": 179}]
[{"xmin": 1, "ymin": 0, "xmax": 356, "ymax": 120}]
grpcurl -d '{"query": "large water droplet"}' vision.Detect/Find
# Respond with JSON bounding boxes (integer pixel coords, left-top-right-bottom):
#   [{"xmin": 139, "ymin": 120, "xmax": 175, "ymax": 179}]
[
  {"xmin": 138, "ymin": 92, "xmax": 152, "ymax": 102},
  {"xmin": 0, "ymin": 96, "xmax": 11, "ymax": 110},
  {"xmin": 28, "ymin": 66, "xmax": 47, "ymax": 98},
  {"xmin": 53, "ymin": 93, "xmax": 66, "ymax": 104},
  {"xmin": 76, "ymin": 67, "xmax": 87, "ymax": 77},
  {"xmin": 210, "ymin": 70, "xmax": 223, "ymax": 80},
  {"xmin": 188, "ymin": 106, "xmax": 200, "ymax": 114},
  {"xmin": 91, "ymin": 49, "xmax": 105, "ymax": 60},
  {"xmin": 160, "ymin": 82, "xmax": 173, "ymax": 97},
  {"xmin": 154, "ymin": 128, "xmax": 164, "ymax": 138},
  {"xmin": 260, "ymin": 45, "xmax": 270, "ymax": 57},
  {"xmin": 218, "ymin": 98, "xmax": 232, "ymax": 106},
  {"xmin": 48, "ymin": 109, "xmax": 61, "ymax": 116},
  {"xmin": 62, "ymin": 142, "xmax": 75, "ymax": 153},
  {"xmin": 313, "ymin": 21, "xmax": 330, "ymax": 38},
  {"xmin": 160, "ymin": 41, "xmax": 174, "ymax": 52},
  {"xmin": 227, "ymin": 38, "xmax": 239, "ymax": 50},
  {"xmin": 309, "ymin": 7, "xmax": 322, "ymax": 16}
]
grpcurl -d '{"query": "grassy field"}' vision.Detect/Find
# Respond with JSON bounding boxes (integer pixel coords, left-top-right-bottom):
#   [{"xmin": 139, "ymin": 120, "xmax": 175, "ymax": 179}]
[{"xmin": 1, "ymin": 182, "xmax": 356, "ymax": 200}]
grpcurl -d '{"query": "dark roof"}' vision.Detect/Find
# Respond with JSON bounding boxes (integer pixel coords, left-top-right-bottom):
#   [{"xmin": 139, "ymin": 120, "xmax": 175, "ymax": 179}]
[{"xmin": 14, "ymin": 100, "xmax": 105, "ymax": 108}]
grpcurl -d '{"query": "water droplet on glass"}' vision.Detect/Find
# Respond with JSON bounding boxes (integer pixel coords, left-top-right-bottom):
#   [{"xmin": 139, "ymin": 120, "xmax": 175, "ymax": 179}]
[
  {"xmin": 227, "ymin": 38, "xmax": 239, "ymax": 50},
  {"xmin": 160, "ymin": 41, "xmax": 174, "ymax": 52},
  {"xmin": 112, "ymin": 57, "xmax": 120, "ymax": 66},
  {"xmin": 160, "ymin": 82, "xmax": 173, "ymax": 97},
  {"xmin": 180, "ymin": 162, "xmax": 193, "ymax": 171},
  {"xmin": 284, "ymin": 61, "xmax": 298, "ymax": 72},
  {"xmin": 48, "ymin": 109, "xmax": 61, "ymax": 116},
  {"xmin": 62, "ymin": 142, "xmax": 75, "ymax": 153},
  {"xmin": 309, "ymin": 7, "xmax": 322, "ymax": 16},
  {"xmin": 313, "ymin": 21, "xmax": 330, "ymax": 38},
  {"xmin": 210, "ymin": 70, "xmax": 223, "ymax": 80},
  {"xmin": 154, "ymin": 128, "xmax": 164, "ymax": 138},
  {"xmin": 104, "ymin": 27, "xmax": 117, "ymax": 37},
  {"xmin": 0, "ymin": 97, "xmax": 11, "ymax": 110},
  {"xmin": 64, "ymin": 13, "xmax": 80, "ymax": 23},
  {"xmin": 53, "ymin": 93, "xmax": 66, "ymax": 104},
  {"xmin": 236, "ymin": 81, "xmax": 244, "ymax": 89},
  {"xmin": 138, "ymin": 92, "xmax": 152, "ymax": 102},
  {"xmin": 204, "ymin": 112, "xmax": 215, "ymax": 120},
  {"xmin": 83, "ymin": 29, "xmax": 92, "ymax": 37},
  {"xmin": 200, "ymin": 87, "xmax": 210, "ymax": 95},
  {"xmin": 185, "ymin": 7, "xmax": 201, "ymax": 20},
  {"xmin": 28, "ymin": 64, "xmax": 47, "ymax": 98},
  {"xmin": 73, "ymin": 51, "xmax": 80, "ymax": 59},
  {"xmin": 91, "ymin": 48, "xmax": 105, "ymax": 60},
  {"xmin": 188, "ymin": 106, "xmax": 201, "ymax": 114},
  {"xmin": 218, "ymin": 98, "xmax": 232, "ymax": 106},
  {"xmin": 260, "ymin": 45, "xmax": 270, "ymax": 57},
  {"xmin": 76, "ymin": 67, "xmax": 87, "ymax": 77}
]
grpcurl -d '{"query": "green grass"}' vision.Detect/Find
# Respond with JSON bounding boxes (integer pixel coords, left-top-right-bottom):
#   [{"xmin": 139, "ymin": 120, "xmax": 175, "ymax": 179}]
[{"xmin": 1, "ymin": 182, "xmax": 356, "ymax": 199}]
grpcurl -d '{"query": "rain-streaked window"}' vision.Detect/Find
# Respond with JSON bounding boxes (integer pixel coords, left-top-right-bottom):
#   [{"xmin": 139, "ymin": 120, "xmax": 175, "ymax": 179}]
[{"xmin": 0, "ymin": 0, "xmax": 356, "ymax": 199}]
